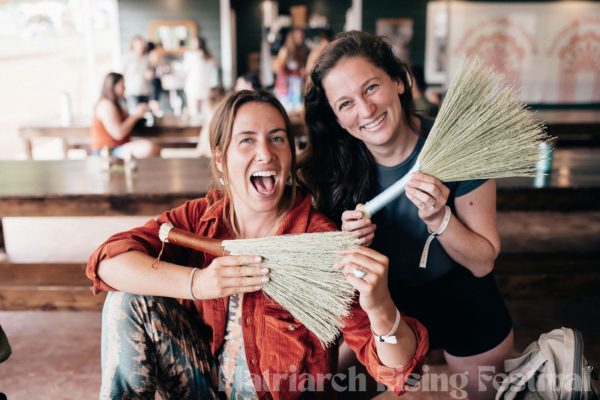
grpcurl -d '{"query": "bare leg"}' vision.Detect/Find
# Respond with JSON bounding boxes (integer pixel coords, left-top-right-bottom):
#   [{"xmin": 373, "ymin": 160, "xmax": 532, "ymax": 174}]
[{"xmin": 444, "ymin": 329, "xmax": 514, "ymax": 400}]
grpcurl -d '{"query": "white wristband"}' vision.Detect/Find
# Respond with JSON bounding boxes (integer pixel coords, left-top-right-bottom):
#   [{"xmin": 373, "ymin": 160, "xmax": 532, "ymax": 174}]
[
  {"xmin": 372, "ymin": 308, "xmax": 401, "ymax": 344},
  {"xmin": 419, "ymin": 206, "xmax": 451, "ymax": 269}
]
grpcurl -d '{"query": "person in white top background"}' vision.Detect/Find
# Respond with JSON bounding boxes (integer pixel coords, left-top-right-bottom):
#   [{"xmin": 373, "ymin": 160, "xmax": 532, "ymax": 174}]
[
  {"xmin": 122, "ymin": 35, "xmax": 152, "ymax": 112},
  {"xmin": 183, "ymin": 36, "xmax": 219, "ymax": 118}
]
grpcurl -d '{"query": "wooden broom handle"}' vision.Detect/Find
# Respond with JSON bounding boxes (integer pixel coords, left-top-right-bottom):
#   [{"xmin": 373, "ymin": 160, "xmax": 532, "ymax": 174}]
[{"xmin": 166, "ymin": 227, "xmax": 227, "ymax": 257}]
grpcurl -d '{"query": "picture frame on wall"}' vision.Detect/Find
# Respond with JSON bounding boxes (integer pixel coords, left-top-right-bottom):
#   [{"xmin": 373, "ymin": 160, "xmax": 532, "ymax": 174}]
[
  {"xmin": 148, "ymin": 19, "xmax": 198, "ymax": 56},
  {"xmin": 376, "ymin": 18, "xmax": 414, "ymax": 63}
]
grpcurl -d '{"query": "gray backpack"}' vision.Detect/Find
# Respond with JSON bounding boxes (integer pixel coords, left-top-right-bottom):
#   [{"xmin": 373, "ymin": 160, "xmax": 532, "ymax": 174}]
[{"xmin": 496, "ymin": 327, "xmax": 599, "ymax": 400}]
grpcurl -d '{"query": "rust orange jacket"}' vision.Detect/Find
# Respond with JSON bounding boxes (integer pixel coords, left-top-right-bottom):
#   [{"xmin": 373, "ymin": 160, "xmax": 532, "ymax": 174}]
[{"xmin": 86, "ymin": 190, "xmax": 429, "ymax": 399}]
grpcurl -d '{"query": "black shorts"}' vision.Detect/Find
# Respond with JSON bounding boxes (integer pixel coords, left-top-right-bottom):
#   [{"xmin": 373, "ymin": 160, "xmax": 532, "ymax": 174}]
[{"xmin": 392, "ymin": 266, "xmax": 513, "ymax": 357}]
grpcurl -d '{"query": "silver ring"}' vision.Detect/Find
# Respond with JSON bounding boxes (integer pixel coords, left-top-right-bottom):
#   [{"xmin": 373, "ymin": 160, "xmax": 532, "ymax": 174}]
[
  {"xmin": 427, "ymin": 201, "xmax": 436, "ymax": 210},
  {"xmin": 352, "ymin": 268, "xmax": 366, "ymax": 279}
]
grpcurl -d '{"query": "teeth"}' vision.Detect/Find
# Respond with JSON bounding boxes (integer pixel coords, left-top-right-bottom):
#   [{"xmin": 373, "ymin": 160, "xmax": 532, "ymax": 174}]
[
  {"xmin": 251, "ymin": 170, "xmax": 276, "ymax": 177},
  {"xmin": 363, "ymin": 113, "xmax": 386, "ymax": 129}
]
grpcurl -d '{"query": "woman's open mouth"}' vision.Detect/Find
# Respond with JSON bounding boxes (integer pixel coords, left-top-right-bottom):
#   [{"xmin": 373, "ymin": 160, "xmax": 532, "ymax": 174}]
[{"xmin": 250, "ymin": 170, "xmax": 277, "ymax": 196}]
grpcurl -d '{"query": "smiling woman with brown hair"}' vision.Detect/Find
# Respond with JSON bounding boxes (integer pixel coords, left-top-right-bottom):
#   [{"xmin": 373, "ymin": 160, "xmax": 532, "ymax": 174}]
[
  {"xmin": 301, "ymin": 31, "xmax": 514, "ymax": 400},
  {"xmin": 86, "ymin": 89, "xmax": 427, "ymax": 399}
]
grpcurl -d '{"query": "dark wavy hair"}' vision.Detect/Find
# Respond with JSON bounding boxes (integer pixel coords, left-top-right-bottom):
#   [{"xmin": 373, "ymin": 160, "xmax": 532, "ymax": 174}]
[{"xmin": 300, "ymin": 30, "xmax": 417, "ymax": 224}]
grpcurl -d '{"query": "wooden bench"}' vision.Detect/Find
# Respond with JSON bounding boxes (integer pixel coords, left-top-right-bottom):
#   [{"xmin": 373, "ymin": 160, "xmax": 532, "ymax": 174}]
[{"xmin": 2, "ymin": 251, "xmax": 598, "ymax": 310}]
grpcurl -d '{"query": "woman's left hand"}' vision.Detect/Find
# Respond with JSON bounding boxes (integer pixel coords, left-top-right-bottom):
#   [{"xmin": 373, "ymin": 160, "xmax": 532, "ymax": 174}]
[
  {"xmin": 335, "ymin": 246, "xmax": 392, "ymax": 314},
  {"xmin": 406, "ymin": 171, "xmax": 450, "ymax": 230}
]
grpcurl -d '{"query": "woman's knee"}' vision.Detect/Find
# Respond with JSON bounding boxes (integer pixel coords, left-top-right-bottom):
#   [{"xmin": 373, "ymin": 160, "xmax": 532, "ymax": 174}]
[{"xmin": 103, "ymin": 291, "xmax": 150, "ymax": 319}]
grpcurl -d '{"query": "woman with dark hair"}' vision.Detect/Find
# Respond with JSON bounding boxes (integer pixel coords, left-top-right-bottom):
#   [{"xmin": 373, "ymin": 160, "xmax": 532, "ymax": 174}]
[
  {"xmin": 91, "ymin": 72, "xmax": 159, "ymax": 158},
  {"xmin": 301, "ymin": 30, "xmax": 513, "ymax": 400},
  {"xmin": 87, "ymin": 89, "xmax": 427, "ymax": 399}
]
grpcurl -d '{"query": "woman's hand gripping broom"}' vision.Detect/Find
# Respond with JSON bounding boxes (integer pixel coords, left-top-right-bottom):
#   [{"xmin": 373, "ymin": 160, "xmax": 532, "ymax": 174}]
[
  {"xmin": 357, "ymin": 58, "xmax": 551, "ymax": 267},
  {"xmin": 159, "ymin": 222, "xmax": 360, "ymax": 347},
  {"xmin": 360, "ymin": 58, "xmax": 550, "ymax": 219}
]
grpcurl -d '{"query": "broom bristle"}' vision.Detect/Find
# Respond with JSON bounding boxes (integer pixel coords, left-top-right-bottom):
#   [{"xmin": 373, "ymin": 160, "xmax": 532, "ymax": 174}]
[
  {"xmin": 222, "ymin": 231, "xmax": 359, "ymax": 347},
  {"xmin": 418, "ymin": 59, "xmax": 549, "ymax": 182}
]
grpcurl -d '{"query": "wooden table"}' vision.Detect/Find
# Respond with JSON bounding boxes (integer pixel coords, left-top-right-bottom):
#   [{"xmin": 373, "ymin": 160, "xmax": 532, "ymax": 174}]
[
  {"xmin": 0, "ymin": 157, "xmax": 212, "ymax": 216},
  {"xmin": 18, "ymin": 115, "xmax": 202, "ymax": 158},
  {"xmin": 0, "ymin": 149, "xmax": 599, "ymax": 216},
  {"xmin": 535, "ymin": 110, "xmax": 600, "ymax": 144},
  {"xmin": 497, "ymin": 148, "xmax": 600, "ymax": 211}
]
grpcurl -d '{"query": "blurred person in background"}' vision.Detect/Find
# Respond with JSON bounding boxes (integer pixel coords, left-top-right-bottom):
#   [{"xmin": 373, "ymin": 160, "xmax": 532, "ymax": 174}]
[
  {"xmin": 305, "ymin": 30, "xmax": 333, "ymax": 75},
  {"xmin": 147, "ymin": 41, "xmax": 168, "ymax": 116},
  {"xmin": 234, "ymin": 72, "xmax": 261, "ymax": 92},
  {"xmin": 183, "ymin": 36, "xmax": 219, "ymax": 118},
  {"xmin": 197, "ymin": 86, "xmax": 226, "ymax": 158},
  {"xmin": 91, "ymin": 72, "xmax": 160, "ymax": 159},
  {"xmin": 411, "ymin": 65, "xmax": 439, "ymax": 119},
  {"xmin": 234, "ymin": 52, "xmax": 262, "ymax": 92},
  {"xmin": 122, "ymin": 35, "xmax": 152, "ymax": 112},
  {"xmin": 273, "ymin": 28, "xmax": 307, "ymax": 111}
]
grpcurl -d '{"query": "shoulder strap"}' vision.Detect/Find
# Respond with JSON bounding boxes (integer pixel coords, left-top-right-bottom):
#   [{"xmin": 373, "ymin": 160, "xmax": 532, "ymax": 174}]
[{"xmin": 497, "ymin": 348, "xmax": 548, "ymax": 400}]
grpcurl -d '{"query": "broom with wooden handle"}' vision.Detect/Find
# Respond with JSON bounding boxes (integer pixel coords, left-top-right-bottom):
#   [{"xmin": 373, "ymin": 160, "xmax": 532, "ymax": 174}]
[
  {"xmin": 360, "ymin": 58, "xmax": 550, "ymax": 219},
  {"xmin": 159, "ymin": 222, "xmax": 359, "ymax": 347}
]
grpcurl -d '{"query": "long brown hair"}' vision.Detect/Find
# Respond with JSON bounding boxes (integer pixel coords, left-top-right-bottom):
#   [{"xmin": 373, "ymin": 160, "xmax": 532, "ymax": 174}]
[
  {"xmin": 300, "ymin": 30, "xmax": 418, "ymax": 224},
  {"xmin": 208, "ymin": 89, "xmax": 297, "ymax": 237},
  {"xmin": 98, "ymin": 72, "xmax": 125, "ymax": 112},
  {"xmin": 283, "ymin": 28, "xmax": 307, "ymax": 69}
]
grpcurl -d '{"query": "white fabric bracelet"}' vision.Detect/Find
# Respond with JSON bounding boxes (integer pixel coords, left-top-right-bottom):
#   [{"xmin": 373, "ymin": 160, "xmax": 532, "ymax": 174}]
[
  {"xmin": 419, "ymin": 206, "xmax": 452, "ymax": 269},
  {"xmin": 189, "ymin": 268, "xmax": 200, "ymax": 301},
  {"xmin": 372, "ymin": 308, "xmax": 401, "ymax": 344}
]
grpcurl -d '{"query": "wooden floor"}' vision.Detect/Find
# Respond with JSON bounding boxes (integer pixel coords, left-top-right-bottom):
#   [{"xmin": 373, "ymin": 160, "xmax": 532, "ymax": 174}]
[{"xmin": 0, "ymin": 295, "xmax": 598, "ymax": 400}]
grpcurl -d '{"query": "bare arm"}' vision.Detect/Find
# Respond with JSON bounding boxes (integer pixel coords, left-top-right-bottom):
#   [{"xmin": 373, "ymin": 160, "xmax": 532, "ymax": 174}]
[
  {"xmin": 97, "ymin": 251, "xmax": 193, "ymax": 298},
  {"xmin": 97, "ymin": 251, "xmax": 269, "ymax": 299},
  {"xmin": 337, "ymin": 247, "xmax": 417, "ymax": 368},
  {"xmin": 406, "ymin": 176, "xmax": 501, "ymax": 277},
  {"xmin": 96, "ymin": 100, "xmax": 147, "ymax": 141},
  {"xmin": 272, "ymin": 47, "xmax": 289, "ymax": 73},
  {"xmin": 435, "ymin": 180, "xmax": 500, "ymax": 276}
]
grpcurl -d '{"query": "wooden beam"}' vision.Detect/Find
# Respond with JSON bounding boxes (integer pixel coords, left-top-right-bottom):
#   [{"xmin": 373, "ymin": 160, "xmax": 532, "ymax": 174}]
[
  {"xmin": 0, "ymin": 288, "xmax": 105, "ymax": 311},
  {"xmin": 1, "ymin": 252, "xmax": 599, "ymax": 310},
  {"xmin": 0, "ymin": 263, "xmax": 104, "ymax": 310},
  {"xmin": 0, "ymin": 195, "xmax": 199, "ymax": 217},
  {"xmin": 0, "ymin": 263, "xmax": 88, "ymax": 286}
]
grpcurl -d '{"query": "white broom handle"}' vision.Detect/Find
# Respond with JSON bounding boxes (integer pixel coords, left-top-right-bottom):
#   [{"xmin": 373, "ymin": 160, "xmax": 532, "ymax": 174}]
[{"xmin": 363, "ymin": 162, "xmax": 421, "ymax": 217}]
